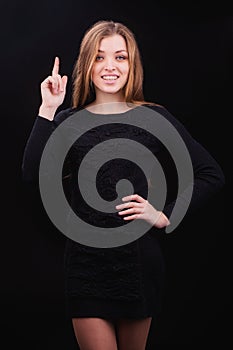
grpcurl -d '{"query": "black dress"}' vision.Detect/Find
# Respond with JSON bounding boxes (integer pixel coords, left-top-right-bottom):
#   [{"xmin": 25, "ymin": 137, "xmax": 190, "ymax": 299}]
[{"xmin": 22, "ymin": 104, "xmax": 225, "ymax": 320}]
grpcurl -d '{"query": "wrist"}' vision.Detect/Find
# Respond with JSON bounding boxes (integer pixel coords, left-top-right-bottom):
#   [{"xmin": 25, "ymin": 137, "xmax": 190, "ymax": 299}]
[
  {"xmin": 38, "ymin": 104, "xmax": 57, "ymax": 121},
  {"xmin": 154, "ymin": 211, "xmax": 170, "ymax": 229}
]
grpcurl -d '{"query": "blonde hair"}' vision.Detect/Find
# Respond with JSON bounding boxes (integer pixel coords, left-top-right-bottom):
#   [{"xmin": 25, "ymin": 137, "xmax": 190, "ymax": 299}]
[{"xmin": 72, "ymin": 20, "xmax": 152, "ymax": 109}]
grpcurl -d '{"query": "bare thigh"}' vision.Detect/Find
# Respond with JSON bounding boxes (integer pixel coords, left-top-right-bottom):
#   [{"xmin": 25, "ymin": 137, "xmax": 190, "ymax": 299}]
[
  {"xmin": 72, "ymin": 317, "xmax": 118, "ymax": 350},
  {"xmin": 115, "ymin": 317, "xmax": 152, "ymax": 350}
]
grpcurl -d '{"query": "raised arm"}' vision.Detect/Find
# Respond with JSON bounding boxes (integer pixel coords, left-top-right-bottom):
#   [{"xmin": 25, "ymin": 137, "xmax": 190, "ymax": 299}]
[{"xmin": 22, "ymin": 57, "xmax": 68, "ymax": 182}]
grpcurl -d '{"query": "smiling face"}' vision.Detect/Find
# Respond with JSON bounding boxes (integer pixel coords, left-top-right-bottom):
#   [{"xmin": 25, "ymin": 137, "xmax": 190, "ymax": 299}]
[{"xmin": 91, "ymin": 34, "xmax": 129, "ymax": 102}]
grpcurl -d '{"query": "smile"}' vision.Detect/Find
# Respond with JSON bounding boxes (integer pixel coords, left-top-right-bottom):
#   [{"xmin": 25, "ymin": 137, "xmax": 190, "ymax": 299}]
[{"xmin": 101, "ymin": 75, "xmax": 119, "ymax": 80}]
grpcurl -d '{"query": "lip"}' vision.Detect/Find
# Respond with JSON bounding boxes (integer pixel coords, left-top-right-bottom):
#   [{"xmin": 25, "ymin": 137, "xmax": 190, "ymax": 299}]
[
  {"xmin": 101, "ymin": 75, "xmax": 119, "ymax": 79},
  {"xmin": 101, "ymin": 75, "xmax": 119, "ymax": 84}
]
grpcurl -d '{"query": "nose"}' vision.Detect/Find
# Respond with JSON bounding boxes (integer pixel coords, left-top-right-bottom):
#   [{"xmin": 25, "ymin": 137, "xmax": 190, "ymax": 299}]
[{"xmin": 104, "ymin": 57, "xmax": 116, "ymax": 70}]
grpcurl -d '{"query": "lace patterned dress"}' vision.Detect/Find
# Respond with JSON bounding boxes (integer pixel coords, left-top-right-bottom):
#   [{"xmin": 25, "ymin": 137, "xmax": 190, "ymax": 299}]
[{"xmin": 22, "ymin": 105, "xmax": 224, "ymax": 320}]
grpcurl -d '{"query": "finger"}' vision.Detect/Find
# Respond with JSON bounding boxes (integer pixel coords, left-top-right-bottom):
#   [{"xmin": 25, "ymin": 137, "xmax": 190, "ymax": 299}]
[
  {"xmin": 118, "ymin": 207, "xmax": 142, "ymax": 216},
  {"xmin": 57, "ymin": 74, "xmax": 63, "ymax": 92},
  {"xmin": 41, "ymin": 76, "xmax": 52, "ymax": 86},
  {"xmin": 55, "ymin": 75, "xmax": 68, "ymax": 93},
  {"xmin": 123, "ymin": 214, "xmax": 141, "ymax": 221},
  {"xmin": 42, "ymin": 76, "xmax": 58, "ymax": 93},
  {"xmin": 53, "ymin": 74, "xmax": 66, "ymax": 93},
  {"xmin": 51, "ymin": 76, "xmax": 59, "ymax": 92},
  {"xmin": 41, "ymin": 76, "xmax": 55, "ymax": 87},
  {"xmin": 52, "ymin": 56, "xmax": 60, "ymax": 76},
  {"xmin": 61, "ymin": 75, "xmax": 68, "ymax": 91},
  {"xmin": 122, "ymin": 194, "xmax": 145, "ymax": 203},
  {"xmin": 116, "ymin": 202, "xmax": 143, "ymax": 210}
]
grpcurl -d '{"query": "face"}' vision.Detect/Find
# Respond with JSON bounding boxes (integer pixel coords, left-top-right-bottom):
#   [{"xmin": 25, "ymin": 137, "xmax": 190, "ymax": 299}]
[{"xmin": 91, "ymin": 34, "xmax": 129, "ymax": 99}]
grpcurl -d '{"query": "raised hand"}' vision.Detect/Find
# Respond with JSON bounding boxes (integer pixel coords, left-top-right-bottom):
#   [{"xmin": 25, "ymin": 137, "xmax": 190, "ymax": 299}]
[{"xmin": 39, "ymin": 57, "xmax": 68, "ymax": 120}]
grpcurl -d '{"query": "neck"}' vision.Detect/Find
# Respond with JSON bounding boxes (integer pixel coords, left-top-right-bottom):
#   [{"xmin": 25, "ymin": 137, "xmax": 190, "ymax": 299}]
[
  {"xmin": 86, "ymin": 90, "xmax": 134, "ymax": 114},
  {"xmin": 86, "ymin": 101, "xmax": 135, "ymax": 114},
  {"xmin": 95, "ymin": 90, "xmax": 125, "ymax": 105}
]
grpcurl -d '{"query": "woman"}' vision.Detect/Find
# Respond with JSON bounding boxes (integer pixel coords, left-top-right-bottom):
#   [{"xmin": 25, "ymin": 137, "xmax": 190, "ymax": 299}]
[{"xmin": 22, "ymin": 20, "xmax": 225, "ymax": 350}]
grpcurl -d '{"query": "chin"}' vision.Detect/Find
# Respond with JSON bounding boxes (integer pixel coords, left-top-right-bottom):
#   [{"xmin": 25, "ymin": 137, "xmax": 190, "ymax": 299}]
[
  {"xmin": 101, "ymin": 86, "xmax": 123, "ymax": 94},
  {"xmin": 95, "ymin": 81, "xmax": 126, "ymax": 94}
]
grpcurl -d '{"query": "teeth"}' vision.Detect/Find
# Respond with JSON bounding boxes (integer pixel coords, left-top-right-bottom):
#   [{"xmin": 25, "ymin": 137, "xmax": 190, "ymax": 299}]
[{"xmin": 102, "ymin": 75, "xmax": 118, "ymax": 80}]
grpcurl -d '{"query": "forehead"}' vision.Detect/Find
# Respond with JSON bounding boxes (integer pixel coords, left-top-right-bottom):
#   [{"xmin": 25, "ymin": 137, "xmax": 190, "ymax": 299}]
[{"xmin": 98, "ymin": 34, "xmax": 127, "ymax": 52}]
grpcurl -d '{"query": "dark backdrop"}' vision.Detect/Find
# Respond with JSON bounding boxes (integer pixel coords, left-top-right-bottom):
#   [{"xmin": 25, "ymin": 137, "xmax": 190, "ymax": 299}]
[{"xmin": 1, "ymin": 1, "xmax": 230, "ymax": 348}]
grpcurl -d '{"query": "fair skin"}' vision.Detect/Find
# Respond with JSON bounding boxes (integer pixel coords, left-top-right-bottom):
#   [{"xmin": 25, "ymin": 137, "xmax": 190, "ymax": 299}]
[
  {"xmin": 39, "ymin": 34, "xmax": 169, "ymax": 349},
  {"xmin": 91, "ymin": 34, "xmax": 129, "ymax": 105}
]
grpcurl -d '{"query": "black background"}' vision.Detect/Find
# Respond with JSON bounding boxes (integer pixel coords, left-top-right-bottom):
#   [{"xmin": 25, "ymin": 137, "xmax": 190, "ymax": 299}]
[{"xmin": 1, "ymin": 1, "xmax": 230, "ymax": 348}]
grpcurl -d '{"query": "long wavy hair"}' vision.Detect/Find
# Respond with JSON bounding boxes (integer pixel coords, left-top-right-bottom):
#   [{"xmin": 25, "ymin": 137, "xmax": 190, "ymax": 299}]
[{"xmin": 72, "ymin": 20, "xmax": 153, "ymax": 109}]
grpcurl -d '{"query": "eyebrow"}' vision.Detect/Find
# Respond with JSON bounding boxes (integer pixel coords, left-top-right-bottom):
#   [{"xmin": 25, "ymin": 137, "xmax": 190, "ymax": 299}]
[{"xmin": 98, "ymin": 49, "xmax": 128, "ymax": 53}]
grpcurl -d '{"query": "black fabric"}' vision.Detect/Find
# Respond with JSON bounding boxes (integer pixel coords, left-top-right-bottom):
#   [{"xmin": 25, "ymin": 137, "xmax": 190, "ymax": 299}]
[{"xmin": 22, "ymin": 104, "xmax": 225, "ymax": 318}]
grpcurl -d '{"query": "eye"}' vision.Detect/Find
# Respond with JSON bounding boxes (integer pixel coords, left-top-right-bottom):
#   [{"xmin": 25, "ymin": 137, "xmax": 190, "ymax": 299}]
[
  {"xmin": 95, "ymin": 55, "xmax": 104, "ymax": 61},
  {"xmin": 116, "ymin": 55, "xmax": 127, "ymax": 61}
]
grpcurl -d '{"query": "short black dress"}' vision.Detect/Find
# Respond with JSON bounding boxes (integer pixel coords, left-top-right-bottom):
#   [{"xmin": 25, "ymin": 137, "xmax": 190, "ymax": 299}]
[
  {"xmin": 61, "ymin": 106, "xmax": 168, "ymax": 320},
  {"xmin": 22, "ymin": 104, "xmax": 225, "ymax": 320}
]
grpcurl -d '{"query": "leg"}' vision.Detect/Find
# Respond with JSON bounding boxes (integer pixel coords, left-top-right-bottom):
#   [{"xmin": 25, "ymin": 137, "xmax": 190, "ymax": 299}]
[
  {"xmin": 72, "ymin": 317, "xmax": 118, "ymax": 350},
  {"xmin": 115, "ymin": 317, "xmax": 152, "ymax": 350}
]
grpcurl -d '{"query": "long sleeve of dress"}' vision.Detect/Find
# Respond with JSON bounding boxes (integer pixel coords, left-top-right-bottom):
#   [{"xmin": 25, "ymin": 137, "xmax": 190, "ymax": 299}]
[
  {"xmin": 21, "ymin": 108, "xmax": 73, "ymax": 183},
  {"xmin": 22, "ymin": 105, "xmax": 225, "ymax": 233},
  {"xmin": 149, "ymin": 105, "xmax": 225, "ymax": 227}
]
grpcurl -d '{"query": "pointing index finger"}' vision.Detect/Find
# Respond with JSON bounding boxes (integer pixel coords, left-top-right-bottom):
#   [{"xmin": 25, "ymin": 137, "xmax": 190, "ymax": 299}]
[{"xmin": 52, "ymin": 56, "xmax": 59, "ymax": 76}]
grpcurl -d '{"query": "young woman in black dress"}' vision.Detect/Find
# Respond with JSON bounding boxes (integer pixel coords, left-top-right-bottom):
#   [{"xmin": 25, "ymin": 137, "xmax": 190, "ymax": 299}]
[{"xmin": 22, "ymin": 20, "xmax": 225, "ymax": 350}]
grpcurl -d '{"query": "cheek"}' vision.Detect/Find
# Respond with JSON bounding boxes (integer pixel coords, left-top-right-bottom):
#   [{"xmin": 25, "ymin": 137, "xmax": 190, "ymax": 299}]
[
  {"xmin": 122, "ymin": 63, "xmax": 129, "ymax": 76},
  {"xmin": 91, "ymin": 66, "xmax": 97, "ymax": 78},
  {"xmin": 92, "ymin": 65, "xmax": 104, "ymax": 81}
]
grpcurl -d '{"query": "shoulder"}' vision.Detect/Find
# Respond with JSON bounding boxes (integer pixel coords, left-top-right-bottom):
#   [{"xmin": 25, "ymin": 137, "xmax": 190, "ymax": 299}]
[
  {"xmin": 53, "ymin": 106, "xmax": 80, "ymax": 125},
  {"xmin": 142, "ymin": 103, "xmax": 184, "ymax": 130}
]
